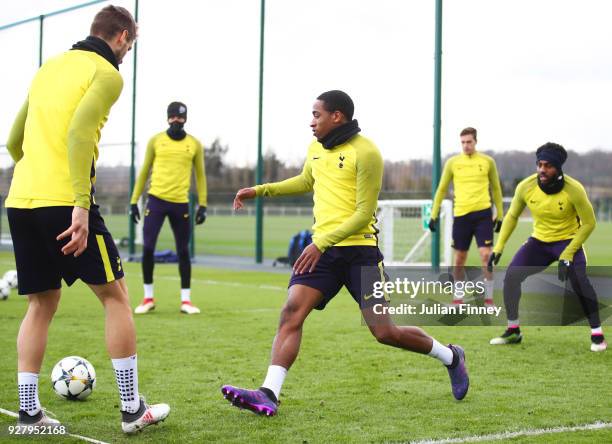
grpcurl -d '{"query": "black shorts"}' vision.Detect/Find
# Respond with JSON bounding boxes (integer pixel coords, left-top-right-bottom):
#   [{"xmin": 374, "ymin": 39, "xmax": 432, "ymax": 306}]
[
  {"xmin": 7, "ymin": 206, "xmax": 124, "ymax": 295},
  {"xmin": 288, "ymin": 246, "xmax": 389, "ymax": 310},
  {"xmin": 451, "ymin": 207, "xmax": 494, "ymax": 251}
]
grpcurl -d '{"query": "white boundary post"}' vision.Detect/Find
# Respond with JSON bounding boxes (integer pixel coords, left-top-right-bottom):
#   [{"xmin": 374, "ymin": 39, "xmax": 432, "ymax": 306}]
[
  {"xmin": 381, "ymin": 205, "xmax": 394, "ymax": 261},
  {"xmin": 378, "ymin": 199, "xmax": 453, "ymax": 266}
]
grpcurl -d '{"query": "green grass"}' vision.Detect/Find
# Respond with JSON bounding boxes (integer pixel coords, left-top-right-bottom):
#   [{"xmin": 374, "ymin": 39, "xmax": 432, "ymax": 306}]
[
  {"xmin": 0, "ymin": 252, "xmax": 610, "ymax": 443},
  {"xmin": 387, "ymin": 219, "xmax": 612, "ymax": 267},
  {"xmin": 79, "ymin": 214, "xmax": 612, "ymax": 266},
  {"xmin": 3, "ymin": 210, "xmax": 611, "ymax": 265},
  {"xmin": 470, "ymin": 221, "xmax": 612, "ymax": 267},
  {"xmin": 102, "ymin": 213, "xmax": 315, "ymax": 260},
  {"xmin": 0, "ymin": 211, "xmax": 314, "ymax": 260}
]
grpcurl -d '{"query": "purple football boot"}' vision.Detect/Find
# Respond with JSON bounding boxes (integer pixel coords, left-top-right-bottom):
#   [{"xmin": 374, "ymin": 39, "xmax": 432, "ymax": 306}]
[
  {"xmin": 221, "ymin": 385, "xmax": 278, "ymax": 416},
  {"xmin": 446, "ymin": 344, "xmax": 469, "ymax": 400}
]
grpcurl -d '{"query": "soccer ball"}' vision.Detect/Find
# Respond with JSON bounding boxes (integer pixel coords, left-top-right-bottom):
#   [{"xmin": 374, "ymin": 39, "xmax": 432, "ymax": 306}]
[
  {"xmin": 51, "ymin": 356, "xmax": 96, "ymax": 400},
  {"xmin": 0, "ymin": 279, "xmax": 10, "ymax": 300},
  {"xmin": 3, "ymin": 270, "xmax": 17, "ymax": 289}
]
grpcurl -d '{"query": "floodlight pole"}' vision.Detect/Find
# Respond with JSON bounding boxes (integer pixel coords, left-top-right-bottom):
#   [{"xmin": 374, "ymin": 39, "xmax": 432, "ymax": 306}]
[
  {"xmin": 128, "ymin": 0, "xmax": 139, "ymax": 256},
  {"xmin": 431, "ymin": 0, "xmax": 443, "ymax": 271},
  {"xmin": 255, "ymin": 0, "xmax": 266, "ymax": 263},
  {"xmin": 38, "ymin": 15, "xmax": 44, "ymax": 66}
]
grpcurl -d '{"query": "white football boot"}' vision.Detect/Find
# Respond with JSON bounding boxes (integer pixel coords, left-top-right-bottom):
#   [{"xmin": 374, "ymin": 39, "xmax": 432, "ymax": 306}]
[
  {"xmin": 134, "ymin": 299, "xmax": 155, "ymax": 314},
  {"xmin": 591, "ymin": 335, "xmax": 607, "ymax": 352},
  {"xmin": 18, "ymin": 409, "xmax": 61, "ymax": 427},
  {"xmin": 121, "ymin": 396, "xmax": 170, "ymax": 434},
  {"xmin": 180, "ymin": 302, "xmax": 201, "ymax": 314}
]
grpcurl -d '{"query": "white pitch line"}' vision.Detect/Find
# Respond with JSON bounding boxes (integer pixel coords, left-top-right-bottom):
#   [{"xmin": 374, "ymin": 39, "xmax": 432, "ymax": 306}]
[
  {"xmin": 65, "ymin": 433, "xmax": 110, "ymax": 444},
  {"xmin": 0, "ymin": 408, "xmax": 18, "ymax": 418},
  {"xmin": 410, "ymin": 421, "xmax": 612, "ymax": 444},
  {"xmin": 134, "ymin": 273, "xmax": 287, "ymax": 292},
  {"xmin": 0, "ymin": 407, "xmax": 110, "ymax": 444}
]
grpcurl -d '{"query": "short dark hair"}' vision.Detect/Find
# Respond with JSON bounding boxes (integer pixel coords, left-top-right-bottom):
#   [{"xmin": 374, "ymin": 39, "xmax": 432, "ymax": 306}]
[
  {"xmin": 90, "ymin": 5, "xmax": 136, "ymax": 42},
  {"xmin": 317, "ymin": 90, "xmax": 354, "ymax": 121},
  {"xmin": 460, "ymin": 127, "xmax": 477, "ymax": 141}
]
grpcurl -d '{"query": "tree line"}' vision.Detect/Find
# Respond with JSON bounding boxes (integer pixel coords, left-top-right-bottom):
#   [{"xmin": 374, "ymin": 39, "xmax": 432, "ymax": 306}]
[{"xmin": 1, "ymin": 140, "xmax": 610, "ymax": 209}]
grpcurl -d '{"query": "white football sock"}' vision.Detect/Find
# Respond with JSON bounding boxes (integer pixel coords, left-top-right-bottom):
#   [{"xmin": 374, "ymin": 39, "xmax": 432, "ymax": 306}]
[
  {"xmin": 144, "ymin": 284, "xmax": 154, "ymax": 300},
  {"xmin": 508, "ymin": 319, "xmax": 520, "ymax": 328},
  {"xmin": 112, "ymin": 355, "xmax": 140, "ymax": 413},
  {"xmin": 591, "ymin": 326, "xmax": 603, "ymax": 336},
  {"xmin": 453, "ymin": 280, "xmax": 464, "ymax": 301},
  {"xmin": 18, "ymin": 372, "xmax": 41, "ymax": 416},
  {"xmin": 261, "ymin": 365, "xmax": 287, "ymax": 400},
  {"xmin": 180, "ymin": 288, "xmax": 191, "ymax": 303},
  {"xmin": 428, "ymin": 339, "xmax": 454, "ymax": 366},
  {"xmin": 484, "ymin": 279, "xmax": 494, "ymax": 300}
]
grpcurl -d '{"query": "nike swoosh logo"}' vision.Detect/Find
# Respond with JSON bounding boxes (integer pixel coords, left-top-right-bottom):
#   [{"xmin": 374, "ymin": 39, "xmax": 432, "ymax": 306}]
[
  {"xmin": 312, "ymin": 157, "xmax": 320, "ymax": 160},
  {"xmin": 363, "ymin": 294, "xmax": 373, "ymax": 300}
]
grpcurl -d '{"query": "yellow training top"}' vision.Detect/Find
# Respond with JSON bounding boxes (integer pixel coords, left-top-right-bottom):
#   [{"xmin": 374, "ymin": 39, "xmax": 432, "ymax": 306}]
[
  {"xmin": 6, "ymin": 50, "xmax": 123, "ymax": 209},
  {"xmin": 494, "ymin": 174, "xmax": 596, "ymax": 262},
  {"xmin": 254, "ymin": 134, "xmax": 383, "ymax": 251},
  {"xmin": 431, "ymin": 151, "xmax": 503, "ymax": 219},
  {"xmin": 130, "ymin": 132, "xmax": 207, "ymax": 206}
]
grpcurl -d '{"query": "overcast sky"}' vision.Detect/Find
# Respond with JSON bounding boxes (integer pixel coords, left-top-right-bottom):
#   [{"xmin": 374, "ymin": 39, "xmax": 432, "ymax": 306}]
[{"xmin": 1, "ymin": 0, "xmax": 611, "ymax": 167}]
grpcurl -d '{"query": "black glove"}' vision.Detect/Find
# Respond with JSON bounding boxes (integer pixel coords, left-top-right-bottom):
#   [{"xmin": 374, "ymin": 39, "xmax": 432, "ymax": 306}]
[
  {"xmin": 428, "ymin": 218, "xmax": 437, "ymax": 232},
  {"xmin": 494, "ymin": 218, "xmax": 503, "ymax": 233},
  {"xmin": 558, "ymin": 259, "xmax": 571, "ymax": 282},
  {"xmin": 130, "ymin": 204, "xmax": 140, "ymax": 224},
  {"xmin": 487, "ymin": 252, "xmax": 501, "ymax": 273},
  {"xmin": 195, "ymin": 206, "xmax": 207, "ymax": 225}
]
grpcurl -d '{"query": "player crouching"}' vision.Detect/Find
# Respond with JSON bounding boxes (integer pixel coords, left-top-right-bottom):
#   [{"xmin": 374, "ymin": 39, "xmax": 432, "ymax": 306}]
[{"xmin": 488, "ymin": 143, "xmax": 606, "ymax": 352}]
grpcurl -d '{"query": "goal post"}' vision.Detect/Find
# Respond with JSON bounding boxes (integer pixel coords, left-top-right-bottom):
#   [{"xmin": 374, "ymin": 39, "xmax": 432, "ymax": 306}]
[{"xmin": 377, "ymin": 199, "xmax": 453, "ymax": 266}]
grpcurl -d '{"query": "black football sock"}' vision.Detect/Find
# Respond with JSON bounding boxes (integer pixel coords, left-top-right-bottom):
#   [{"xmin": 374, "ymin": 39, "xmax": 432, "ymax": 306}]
[
  {"xmin": 142, "ymin": 248, "xmax": 154, "ymax": 284},
  {"xmin": 178, "ymin": 250, "xmax": 191, "ymax": 289},
  {"xmin": 591, "ymin": 334, "xmax": 605, "ymax": 344},
  {"xmin": 258, "ymin": 387, "xmax": 278, "ymax": 404}
]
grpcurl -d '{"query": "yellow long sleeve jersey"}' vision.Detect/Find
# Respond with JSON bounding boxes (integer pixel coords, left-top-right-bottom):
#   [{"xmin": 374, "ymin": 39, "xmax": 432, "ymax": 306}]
[
  {"xmin": 431, "ymin": 152, "xmax": 503, "ymax": 219},
  {"xmin": 6, "ymin": 50, "xmax": 123, "ymax": 209},
  {"xmin": 130, "ymin": 132, "xmax": 207, "ymax": 206},
  {"xmin": 254, "ymin": 134, "xmax": 383, "ymax": 252},
  {"xmin": 493, "ymin": 174, "xmax": 596, "ymax": 262}
]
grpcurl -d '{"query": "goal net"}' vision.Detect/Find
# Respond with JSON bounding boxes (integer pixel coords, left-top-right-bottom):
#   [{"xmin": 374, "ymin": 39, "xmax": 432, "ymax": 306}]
[{"xmin": 377, "ymin": 199, "xmax": 453, "ymax": 266}]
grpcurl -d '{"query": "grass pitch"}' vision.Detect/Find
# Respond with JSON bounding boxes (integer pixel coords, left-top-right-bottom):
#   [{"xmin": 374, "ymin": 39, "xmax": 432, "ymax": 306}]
[
  {"xmin": 3, "ymin": 207, "xmax": 611, "ymax": 264},
  {"xmin": 90, "ymin": 214, "xmax": 612, "ymax": 266},
  {"xmin": 0, "ymin": 253, "xmax": 610, "ymax": 443}
]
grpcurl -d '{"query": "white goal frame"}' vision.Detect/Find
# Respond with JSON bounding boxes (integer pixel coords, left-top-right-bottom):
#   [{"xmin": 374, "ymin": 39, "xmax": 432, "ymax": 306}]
[{"xmin": 377, "ymin": 199, "xmax": 453, "ymax": 266}]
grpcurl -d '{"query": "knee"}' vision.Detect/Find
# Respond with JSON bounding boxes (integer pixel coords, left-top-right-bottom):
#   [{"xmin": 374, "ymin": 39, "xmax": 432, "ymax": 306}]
[
  {"xmin": 177, "ymin": 248, "xmax": 190, "ymax": 259},
  {"xmin": 107, "ymin": 295, "xmax": 133, "ymax": 317},
  {"xmin": 28, "ymin": 292, "xmax": 60, "ymax": 319},
  {"xmin": 454, "ymin": 252, "xmax": 468, "ymax": 267},
  {"xmin": 480, "ymin": 250, "xmax": 491, "ymax": 264},
  {"xmin": 372, "ymin": 326, "xmax": 398, "ymax": 346},
  {"xmin": 99, "ymin": 283, "xmax": 131, "ymax": 310},
  {"xmin": 278, "ymin": 301, "xmax": 306, "ymax": 331},
  {"xmin": 142, "ymin": 247, "xmax": 154, "ymax": 257},
  {"xmin": 504, "ymin": 267, "xmax": 523, "ymax": 286}
]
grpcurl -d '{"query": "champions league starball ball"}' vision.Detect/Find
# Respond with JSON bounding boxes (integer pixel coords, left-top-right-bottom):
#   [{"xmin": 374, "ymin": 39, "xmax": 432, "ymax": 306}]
[{"xmin": 51, "ymin": 356, "xmax": 97, "ymax": 400}]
